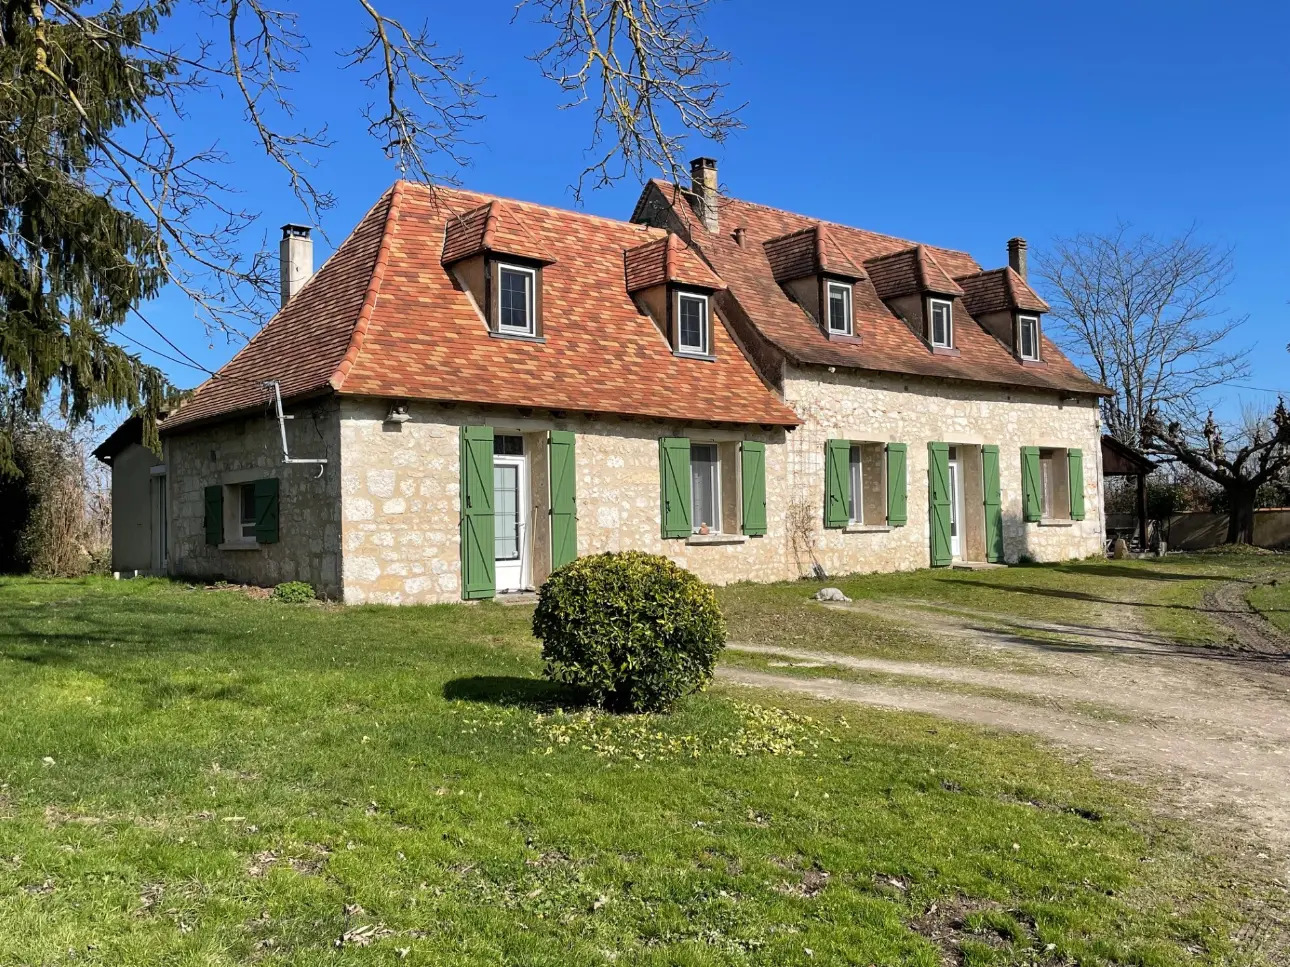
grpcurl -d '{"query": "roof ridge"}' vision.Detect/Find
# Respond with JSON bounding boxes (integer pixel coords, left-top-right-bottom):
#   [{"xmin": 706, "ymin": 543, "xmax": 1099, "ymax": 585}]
[
  {"xmin": 404, "ymin": 180, "xmax": 667, "ymax": 236},
  {"xmin": 659, "ymin": 178, "xmax": 974, "ymax": 261},
  {"xmin": 330, "ymin": 180, "xmax": 404, "ymax": 391}
]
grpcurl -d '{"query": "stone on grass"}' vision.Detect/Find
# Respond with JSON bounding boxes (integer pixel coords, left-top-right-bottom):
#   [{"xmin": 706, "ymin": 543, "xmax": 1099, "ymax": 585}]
[{"xmin": 813, "ymin": 587, "xmax": 851, "ymax": 603}]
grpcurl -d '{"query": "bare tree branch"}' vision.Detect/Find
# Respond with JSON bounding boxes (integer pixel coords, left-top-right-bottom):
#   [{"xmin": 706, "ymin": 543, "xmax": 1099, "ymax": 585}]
[
  {"xmin": 1036, "ymin": 224, "xmax": 1250, "ymax": 449},
  {"xmin": 522, "ymin": 0, "xmax": 742, "ymax": 200}
]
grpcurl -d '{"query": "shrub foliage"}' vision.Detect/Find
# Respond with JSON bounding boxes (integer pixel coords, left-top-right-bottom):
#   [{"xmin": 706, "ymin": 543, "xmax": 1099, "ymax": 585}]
[
  {"xmin": 272, "ymin": 581, "xmax": 316, "ymax": 604},
  {"xmin": 532, "ymin": 552, "xmax": 726, "ymax": 713}
]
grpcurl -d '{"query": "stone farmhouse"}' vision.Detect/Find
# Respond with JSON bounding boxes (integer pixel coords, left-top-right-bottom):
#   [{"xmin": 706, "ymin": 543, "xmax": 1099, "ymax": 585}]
[{"xmin": 97, "ymin": 161, "xmax": 1110, "ymax": 603}]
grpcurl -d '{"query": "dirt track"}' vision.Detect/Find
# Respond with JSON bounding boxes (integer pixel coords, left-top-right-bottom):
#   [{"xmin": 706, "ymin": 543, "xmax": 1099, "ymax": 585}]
[{"xmin": 720, "ymin": 589, "xmax": 1290, "ymax": 847}]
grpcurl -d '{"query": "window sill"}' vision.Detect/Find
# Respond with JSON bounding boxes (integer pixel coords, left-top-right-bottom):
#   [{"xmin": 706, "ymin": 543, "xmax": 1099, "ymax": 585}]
[
  {"xmin": 1019, "ymin": 357, "xmax": 1047, "ymax": 368},
  {"xmin": 843, "ymin": 523, "xmax": 891, "ymax": 534},
  {"xmin": 930, "ymin": 345, "xmax": 961, "ymax": 357},
  {"xmin": 686, "ymin": 532, "xmax": 747, "ymax": 546},
  {"xmin": 1037, "ymin": 518, "xmax": 1073, "ymax": 528},
  {"xmin": 826, "ymin": 331, "xmax": 861, "ymax": 344},
  {"xmin": 672, "ymin": 350, "xmax": 716, "ymax": 362},
  {"xmin": 489, "ymin": 330, "xmax": 545, "ymax": 344},
  {"xmin": 218, "ymin": 541, "xmax": 262, "ymax": 551}
]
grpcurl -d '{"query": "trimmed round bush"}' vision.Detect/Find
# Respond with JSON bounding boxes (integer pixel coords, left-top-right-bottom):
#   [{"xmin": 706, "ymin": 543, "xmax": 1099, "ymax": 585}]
[
  {"xmin": 272, "ymin": 581, "xmax": 316, "ymax": 603},
  {"xmin": 532, "ymin": 551, "xmax": 726, "ymax": 714}
]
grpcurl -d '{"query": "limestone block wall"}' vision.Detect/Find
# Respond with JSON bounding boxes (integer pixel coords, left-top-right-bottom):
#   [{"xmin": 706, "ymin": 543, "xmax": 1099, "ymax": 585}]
[
  {"xmin": 339, "ymin": 398, "xmax": 795, "ymax": 605},
  {"xmin": 783, "ymin": 365, "xmax": 1105, "ymax": 574},
  {"xmin": 164, "ymin": 399, "xmax": 343, "ymax": 596}
]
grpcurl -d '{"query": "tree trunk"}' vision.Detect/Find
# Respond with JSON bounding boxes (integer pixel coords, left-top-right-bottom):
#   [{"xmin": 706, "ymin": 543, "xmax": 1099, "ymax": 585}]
[{"xmin": 1225, "ymin": 487, "xmax": 1258, "ymax": 545}]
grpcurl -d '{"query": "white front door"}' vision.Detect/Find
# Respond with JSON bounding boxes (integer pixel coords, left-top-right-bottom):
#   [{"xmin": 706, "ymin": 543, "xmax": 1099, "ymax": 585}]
[
  {"xmin": 947, "ymin": 448, "xmax": 964, "ymax": 560},
  {"xmin": 493, "ymin": 439, "xmax": 530, "ymax": 592}
]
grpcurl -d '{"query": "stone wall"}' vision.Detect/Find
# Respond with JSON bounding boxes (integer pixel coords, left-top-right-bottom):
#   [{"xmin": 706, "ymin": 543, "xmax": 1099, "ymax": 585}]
[
  {"xmin": 338, "ymin": 398, "xmax": 794, "ymax": 604},
  {"xmin": 782, "ymin": 365, "xmax": 1105, "ymax": 574},
  {"xmin": 164, "ymin": 399, "xmax": 343, "ymax": 596}
]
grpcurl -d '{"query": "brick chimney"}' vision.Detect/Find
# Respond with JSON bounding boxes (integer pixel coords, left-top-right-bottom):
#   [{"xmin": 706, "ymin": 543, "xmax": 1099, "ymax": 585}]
[
  {"xmin": 279, "ymin": 223, "xmax": 313, "ymax": 307},
  {"xmin": 1007, "ymin": 237, "xmax": 1028, "ymax": 281},
  {"xmin": 689, "ymin": 157, "xmax": 719, "ymax": 233}
]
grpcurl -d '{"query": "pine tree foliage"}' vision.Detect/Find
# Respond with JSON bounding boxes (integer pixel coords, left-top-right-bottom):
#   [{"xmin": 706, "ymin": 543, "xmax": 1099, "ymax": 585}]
[{"xmin": 0, "ymin": 1, "xmax": 171, "ymax": 474}]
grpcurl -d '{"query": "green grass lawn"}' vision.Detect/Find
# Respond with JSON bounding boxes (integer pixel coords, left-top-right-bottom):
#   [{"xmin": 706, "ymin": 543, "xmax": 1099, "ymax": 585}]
[
  {"xmin": 0, "ymin": 574, "xmax": 1278, "ymax": 965},
  {"xmin": 1249, "ymin": 579, "xmax": 1290, "ymax": 634}
]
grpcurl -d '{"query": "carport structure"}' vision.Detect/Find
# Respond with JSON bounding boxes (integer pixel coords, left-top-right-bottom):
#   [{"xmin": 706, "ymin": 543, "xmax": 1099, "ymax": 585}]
[{"xmin": 1100, "ymin": 435, "xmax": 1156, "ymax": 549}]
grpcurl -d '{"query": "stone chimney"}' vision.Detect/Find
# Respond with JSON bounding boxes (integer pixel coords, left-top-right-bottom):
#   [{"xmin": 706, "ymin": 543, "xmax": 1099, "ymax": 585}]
[
  {"xmin": 1007, "ymin": 237, "xmax": 1028, "ymax": 281},
  {"xmin": 279, "ymin": 223, "xmax": 313, "ymax": 307},
  {"xmin": 689, "ymin": 157, "xmax": 719, "ymax": 233}
]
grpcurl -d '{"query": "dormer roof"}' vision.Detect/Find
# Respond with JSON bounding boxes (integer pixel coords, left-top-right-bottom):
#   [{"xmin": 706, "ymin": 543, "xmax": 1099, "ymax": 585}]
[
  {"xmin": 864, "ymin": 245, "xmax": 965, "ymax": 300},
  {"xmin": 762, "ymin": 224, "xmax": 865, "ymax": 283},
  {"xmin": 162, "ymin": 182, "xmax": 800, "ymax": 433},
  {"xmin": 441, "ymin": 199, "xmax": 553, "ymax": 265},
  {"xmin": 956, "ymin": 267, "xmax": 1050, "ymax": 316},
  {"xmin": 624, "ymin": 233, "xmax": 725, "ymax": 293}
]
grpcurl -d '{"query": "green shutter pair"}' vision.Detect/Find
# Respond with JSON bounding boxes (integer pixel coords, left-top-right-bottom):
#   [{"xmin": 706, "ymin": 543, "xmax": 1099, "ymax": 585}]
[
  {"xmin": 459, "ymin": 426, "xmax": 580, "ymax": 601},
  {"xmin": 203, "ymin": 479, "xmax": 279, "ymax": 546},
  {"xmin": 658, "ymin": 438, "xmax": 767, "ymax": 539},
  {"xmin": 823, "ymin": 441, "xmax": 907, "ymax": 529},
  {"xmin": 928, "ymin": 445, "xmax": 1004, "ymax": 567},
  {"xmin": 1020, "ymin": 446, "xmax": 1085, "ymax": 523}
]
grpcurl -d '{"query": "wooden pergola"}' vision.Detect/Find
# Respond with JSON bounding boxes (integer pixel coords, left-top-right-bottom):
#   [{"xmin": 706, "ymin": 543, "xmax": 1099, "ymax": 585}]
[{"xmin": 1101, "ymin": 435, "xmax": 1156, "ymax": 549}]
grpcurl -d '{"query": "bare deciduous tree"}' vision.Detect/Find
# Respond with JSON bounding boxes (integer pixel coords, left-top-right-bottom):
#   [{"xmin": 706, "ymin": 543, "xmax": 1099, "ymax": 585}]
[
  {"xmin": 1145, "ymin": 402, "xmax": 1290, "ymax": 544},
  {"xmin": 1036, "ymin": 225, "xmax": 1249, "ymax": 447}
]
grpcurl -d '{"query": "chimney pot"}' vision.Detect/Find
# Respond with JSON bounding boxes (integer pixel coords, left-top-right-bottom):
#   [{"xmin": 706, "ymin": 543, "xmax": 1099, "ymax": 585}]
[
  {"xmin": 1007, "ymin": 237, "xmax": 1028, "ymax": 281},
  {"xmin": 280, "ymin": 223, "xmax": 314, "ymax": 307},
  {"xmin": 733, "ymin": 226, "xmax": 745, "ymax": 247},
  {"xmin": 689, "ymin": 157, "xmax": 719, "ymax": 233}
]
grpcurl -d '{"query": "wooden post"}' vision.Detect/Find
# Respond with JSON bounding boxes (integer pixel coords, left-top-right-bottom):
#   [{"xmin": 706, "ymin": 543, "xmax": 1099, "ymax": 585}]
[{"xmin": 1137, "ymin": 472, "xmax": 1148, "ymax": 549}]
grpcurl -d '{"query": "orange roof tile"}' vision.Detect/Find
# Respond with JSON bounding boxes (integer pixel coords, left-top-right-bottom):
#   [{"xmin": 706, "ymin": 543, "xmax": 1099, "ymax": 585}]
[
  {"xmin": 636, "ymin": 180, "xmax": 1108, "ymax": 397},
  {"xmin": 441, "ymin": 199, "xmax": 552, "ymax": 265},
  {"xmin": 865, "ymin": 245, "xmax": 965, "ymax": 299},
  {"xmin": 624, "ymin": 233, "xmax": 725, "ymax": 292},
  {"xmin": 957, "ymin": 267, "xmax": 1050, "ymax": 315},
  {"xmin": 163, "ymin": 182, "xmax": 799, "ymax": 433},
  {"xmin": 763, "ymin": 225, "xmax": 865, "ymax": 283}
]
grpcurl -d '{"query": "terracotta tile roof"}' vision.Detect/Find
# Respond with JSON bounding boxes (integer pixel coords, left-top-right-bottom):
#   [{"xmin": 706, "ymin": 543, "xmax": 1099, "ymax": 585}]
[
  {"xmin": 163, "ymin": 182, "xmax": 799, "ymax": 433},
  {"xmin": 623, "ymin": 233, "xmax": 725, "ymax": 292},
  {"xmin": 636, "ymin": 180, "xmax": 1109, "ymax": 397},
  {"xmin": 163, "ymin": 187, "xmax": 398, "ymax": 431},
  {"xmin": 762, "ymin": 225, "xmax": 865, "ymax": 283},
  {"xmin": 956, "ymin": 267, "xmax": 1050, "ymax": 316},
  {"xmin": 865, "ymin": 245, "xmax": 965, "ymax": 299},
  {"xmin": 440, "ymin": 199, "xmax": 552, "ymax": 265}
]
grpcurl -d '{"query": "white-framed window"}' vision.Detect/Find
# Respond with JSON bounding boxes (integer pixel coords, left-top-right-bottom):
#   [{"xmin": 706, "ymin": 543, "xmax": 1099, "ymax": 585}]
[
  {"xmin": 928, "ymin": 298, "xmax": 953, "ymax": 348},
  {"xmin": 497, "ymin": 263, "xmax": 536, "ymax": 335},
  {"xmin": 826, "ymin": 281, "xmax": 853, "ymax": 335},
  {"xmin": 847, "ymin": 442, "xmax": 887, "ymax": 524},
  {"xmin": 1018, "ymin": 314, "xmax": 1040, "ymax": 360},
  {"xmin": 676, "ymin": 291, "xmax": 710, "ymax": 356},
  {"xmin": 238, "ymin": 483, "xmax": 257, "ymax": 540},
  {"xmin": 690, "ymin": 442, "xmax": 721, "ymax": 532},
  {"xmin": 1038, "ymin": 447, "xmax": 1069, "ymax": 520}
]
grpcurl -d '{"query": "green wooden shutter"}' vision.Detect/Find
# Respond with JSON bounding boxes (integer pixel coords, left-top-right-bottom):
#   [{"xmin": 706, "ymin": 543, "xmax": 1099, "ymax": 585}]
[
  {"xmin": 659, "ymin": 437, "xmax": 691, "ymax": 538},
  {"xmin": 885, "ymin": 443, "xmax": 907, "ymax": 526},
  {"xmin": 1021, "ymin": 447, "xmax": 1042, "ymax": 522},
  {"xmin": 549, "ymin": 430, "xmax": 578, "ymax": 570},
  {"xmin": 824, "ymin": 439, "xmax": 851, "ymax": 529},
  {"xmin": 928, "ymin": 442, "xmax": 952, "ymax": 567},
  {"xmin": 253, "ymin": 478, "xmax": 279, "ymax": 544},
  {"xmin": 1068, "ymin": 448, "xmax": 1085, "ymax": 521},
  {"xmin": 982, "ymin": 445, "xmax": 1004, "ymax": 563},
  {"xmin": 460, "ymin": 425, "xmax": 496, "ymax": 599},
  {"xmin": 204, "ymin": 485, "xmax": 223, "ymax": 546},
  {"xmin": 740, "ymin": 441, "xmax": 767, "ymax": 536}
]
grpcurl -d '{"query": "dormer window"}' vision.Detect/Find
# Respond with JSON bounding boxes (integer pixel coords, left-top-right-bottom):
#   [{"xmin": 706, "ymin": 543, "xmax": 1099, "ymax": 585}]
[
  {"xmin": 928, "ymin": 298, "xmax": 953, "ymax": 348},
  {"xmin": 1017, "ymin": 314, "xmax": 1040, "ymax": 361},
  {"xmin": 826, "ymin": 280, "xmax": 853, "ymax": 336},
  {"xmin": 497, "ymin": 263, "xmax": 536, "ymax": 336},
  {"xmin": 675, "ymin": 291, "xmax": 710, "ymax": 356}
]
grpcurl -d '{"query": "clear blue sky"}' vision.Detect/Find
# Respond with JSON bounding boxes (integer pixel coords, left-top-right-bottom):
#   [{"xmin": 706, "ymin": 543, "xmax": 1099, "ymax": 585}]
[{"xmin": 119, "ymin": 0, "xmax": 1289, "ymax": 427}]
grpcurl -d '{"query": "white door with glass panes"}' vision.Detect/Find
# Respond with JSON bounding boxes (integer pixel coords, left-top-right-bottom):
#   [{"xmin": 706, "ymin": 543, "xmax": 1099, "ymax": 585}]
[
  {"xmin": 493, "ymin": 435, "xmax": 530, "ymax": 592},
  {"xmin": 947, "ymin": 447, "xmax": 964, "ymax": 560}
]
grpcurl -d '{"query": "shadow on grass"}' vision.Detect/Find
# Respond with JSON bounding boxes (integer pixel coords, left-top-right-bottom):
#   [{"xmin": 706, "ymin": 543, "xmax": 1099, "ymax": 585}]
[
  {"xmin": 442, "ymin": 675, "xmax": 589, "ymax": 712},
  {"xmin": 1047, "ymin": 563, "xmax": 1219, "ymax": 582},
  {"xmin": 966, "ymin": 581, "xmax": 1249, "ymax": 614}
]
